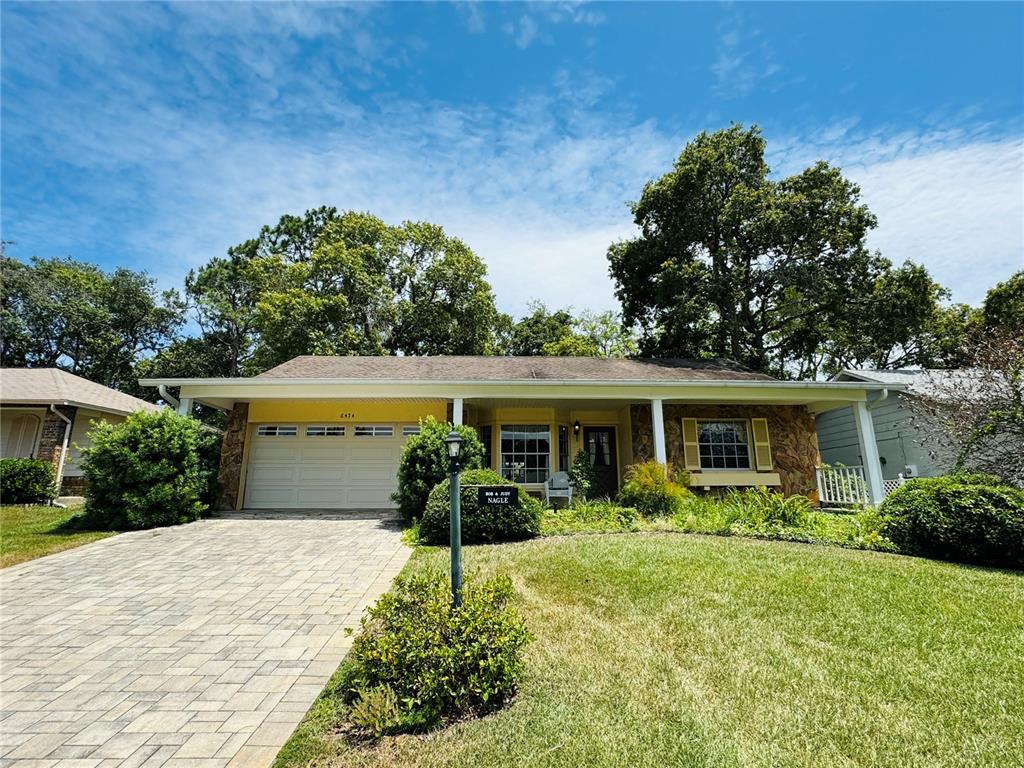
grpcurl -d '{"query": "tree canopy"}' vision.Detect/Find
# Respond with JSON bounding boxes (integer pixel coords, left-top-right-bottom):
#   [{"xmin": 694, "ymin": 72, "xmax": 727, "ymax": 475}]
[
  {"xmin": 184, "ymin": 208, "xmax": 502, "ymax": 374},
  {"xmin": 0, "ymin": 252, "xmax": 183, "ymax": 388},
  {"xmin": 607, "ymin": 124, "xmax": 962, "ymax": 378}
]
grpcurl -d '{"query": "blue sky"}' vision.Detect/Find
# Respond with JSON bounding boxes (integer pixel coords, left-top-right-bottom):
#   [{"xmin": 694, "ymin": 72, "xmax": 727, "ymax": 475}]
[{"xmin": 2, "ymin": 1, "xmax": 1022, "ymax": 315}]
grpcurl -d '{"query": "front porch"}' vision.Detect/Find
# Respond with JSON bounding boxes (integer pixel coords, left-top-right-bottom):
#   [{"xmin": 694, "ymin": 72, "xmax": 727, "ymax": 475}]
[{"xmin": 452, "ymin": 395, "xmax": 888, "ymax": 503}]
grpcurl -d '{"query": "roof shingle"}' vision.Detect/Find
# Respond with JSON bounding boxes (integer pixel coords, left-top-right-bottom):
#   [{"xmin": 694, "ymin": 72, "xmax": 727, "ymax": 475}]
[
  {"xmin": 0, "ymin": 368, "xmax": 162, "ymax": 414},
  {"xmin": 255, "ymin": 356, "xmax": 776, "ymax": 382}
]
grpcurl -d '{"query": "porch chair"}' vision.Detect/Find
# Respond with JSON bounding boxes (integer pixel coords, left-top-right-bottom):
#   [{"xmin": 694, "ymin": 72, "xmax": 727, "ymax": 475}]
[{"xmin": 544, "ymin": 471, "xmax": 574, "ymax": 507}]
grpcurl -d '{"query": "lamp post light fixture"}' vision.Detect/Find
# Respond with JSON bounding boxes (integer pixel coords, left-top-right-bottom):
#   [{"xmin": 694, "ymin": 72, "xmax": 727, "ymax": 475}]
[{"xmin": 444, "ymin": 429, "xmax": 464, "ymax": 606}]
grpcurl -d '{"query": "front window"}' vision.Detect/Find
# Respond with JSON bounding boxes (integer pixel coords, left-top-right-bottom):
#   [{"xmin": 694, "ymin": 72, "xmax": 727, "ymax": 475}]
[
  {"xmin": 500, "ymin": 424, "xmax": 550, "ymax": 483},
  {"xmin": 698, "ymin": 420, "xmax": 751, "ymax": 470}
]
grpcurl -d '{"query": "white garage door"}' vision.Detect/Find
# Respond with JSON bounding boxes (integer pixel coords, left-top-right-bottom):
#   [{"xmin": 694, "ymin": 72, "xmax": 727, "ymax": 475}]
[{"xmin": 243, "ymin": 423, "xmax": 417, "ymax": 509}]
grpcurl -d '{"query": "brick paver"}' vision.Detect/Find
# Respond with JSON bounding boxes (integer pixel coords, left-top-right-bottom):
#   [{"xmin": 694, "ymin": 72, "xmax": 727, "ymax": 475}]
[{"xmin": 0, "ymin": 512, "xmax": 410, "ymax": 767}]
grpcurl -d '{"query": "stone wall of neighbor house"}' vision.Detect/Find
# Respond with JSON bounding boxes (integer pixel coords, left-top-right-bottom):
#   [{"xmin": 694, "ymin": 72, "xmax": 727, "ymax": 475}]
[
  {"xmin": 217, "ymin": 402, "xmax": 249, "ymax": 510},
  {"xmin": 35, "ymin": 405, "xmax": 78, "ymax": 491},
  {"xmin": 630, "ymin": 404, "xmax": 820, "ymax": 496}
]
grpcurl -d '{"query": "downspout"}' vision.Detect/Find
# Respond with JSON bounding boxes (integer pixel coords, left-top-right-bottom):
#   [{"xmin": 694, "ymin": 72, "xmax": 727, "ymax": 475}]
[
  {"xmin": 49, "ymin": 405, "xmax": 73, "ymax": 497},
  {"xmin": 158, "ymin": 384, "xmax": 180, "ymax": 411}
]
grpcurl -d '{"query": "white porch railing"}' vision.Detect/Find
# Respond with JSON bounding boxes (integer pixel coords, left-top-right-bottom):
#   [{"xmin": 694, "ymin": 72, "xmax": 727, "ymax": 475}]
[
  {"xmin": 816, "ymin": 466, "xmax": 909, "ymax": 507},
  {"xmin": 816, "ymin": 465, "xmax": 870, "ymax": 506}
]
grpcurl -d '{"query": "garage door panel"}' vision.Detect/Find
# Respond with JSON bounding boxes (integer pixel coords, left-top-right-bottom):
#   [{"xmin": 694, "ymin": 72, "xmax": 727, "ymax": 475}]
[
  {"xmin": 246, "ymin": 464, "xmax": 300, "ymax": 484},
  {"xmin": 296, "ymin": 488, "xmax": 349, "ymax": 505},
  {"xmin": 349, "ymin": 464, "xmax": 397, "ymax": 483},
  {"xmin": 346, "ymin": 487, "xmax": 395, "ymax": 506},
  {"xmin": 298, "ymin": 465, "xmax": 349, "ymax": 482},
  {"xmin": 249, "ymin": 444, "xmax": 302, "ymax": 461},
  {"xmin": 246, "ymin": 488, "xmax": 297, "ymax": 507},
  {"xmin": 300, "ymin": 445, "xmax": 353, "ymax": 461},
  {"xmin": 346, "ymin": 445, "xmax": 399, "ymax": 462}
]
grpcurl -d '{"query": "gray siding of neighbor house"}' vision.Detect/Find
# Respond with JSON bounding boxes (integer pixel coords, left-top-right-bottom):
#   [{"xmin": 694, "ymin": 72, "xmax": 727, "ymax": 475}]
[{"xmin": 816, "ymin": 398, "xmax": 944, "ymax": 480}]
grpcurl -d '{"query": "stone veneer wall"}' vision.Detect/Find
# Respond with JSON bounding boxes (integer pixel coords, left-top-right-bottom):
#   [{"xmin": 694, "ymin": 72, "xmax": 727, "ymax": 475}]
[
  {"xmin": 217, "ymin": 402, "xmax": 249, "ymax": 510},
  {"xmin": 36, "ymin": 405, "xmax": 78, "ymax": 492},
  {"xmin": 630, "ymin": 404, "xmax": 819, "ymax": 496}
]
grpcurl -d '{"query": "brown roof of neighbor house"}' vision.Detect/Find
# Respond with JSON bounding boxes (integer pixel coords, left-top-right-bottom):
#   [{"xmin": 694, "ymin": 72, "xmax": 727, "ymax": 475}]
[
  {"xmin": 0, "ymin": 368, "xmax": 163, "ymax": 415},
  {"xmin": 255, "ymin": 356, "xmax": 777, "ymax": 382}
]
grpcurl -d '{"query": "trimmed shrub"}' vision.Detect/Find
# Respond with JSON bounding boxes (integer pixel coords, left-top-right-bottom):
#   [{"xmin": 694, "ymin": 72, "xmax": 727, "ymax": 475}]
[
  {"xmin": 568, "ymin": 449, "xmax": 594, "ymax": 498},
  {"xmin": 617, "ymin": 461, "xmax": 691, "ymax": 516},
  {"xmin": 82, "ymin": 409, "xmax": 221, "ymax": 530},
  {"xmin": 393, "ymin": 416, "xmax": 484, "ymax": 520},
  {"xmin": 880, "ymin": 473, "xmax": 1024, "ymax": 568},
  {"xmin": 420, "ymin": 468, "xmax": 542, "ymax": 545},
  {"xmin": 344, "ymin": 569, "xmax": 531, "ymax": 734},
  {"xmin": 0, "ymin": 458, "xmax": 57, "ymax": 504}
]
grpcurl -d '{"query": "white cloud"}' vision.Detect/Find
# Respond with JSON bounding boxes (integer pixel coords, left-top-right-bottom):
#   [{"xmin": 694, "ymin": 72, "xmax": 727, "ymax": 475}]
[
  {"xmin": 769, "ymin": 126, "xmax": 1024, "ymax": 304},
  {"xmin": 712, "ymin": 15, "xmax": 781, "ymax": 98}
]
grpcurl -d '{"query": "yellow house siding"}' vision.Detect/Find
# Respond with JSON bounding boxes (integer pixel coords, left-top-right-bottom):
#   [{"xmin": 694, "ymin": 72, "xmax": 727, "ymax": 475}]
[{"xmin": 247, "ymin": 399, "xmax": 447, "ymax": 424}]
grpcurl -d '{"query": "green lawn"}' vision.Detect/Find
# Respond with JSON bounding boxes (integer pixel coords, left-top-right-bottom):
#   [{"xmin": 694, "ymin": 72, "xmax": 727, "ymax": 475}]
[
  {"xmin": 278, "ymin": 534, "xmax": 1024, "ymax": 768},
  {"xmin": 0, "ymin": 505, "xmax": 114, "ymax": 568}
]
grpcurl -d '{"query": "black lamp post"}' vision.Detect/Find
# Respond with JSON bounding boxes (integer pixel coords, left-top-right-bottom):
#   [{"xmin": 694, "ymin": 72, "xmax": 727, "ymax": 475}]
[{"xmin": 444, "ymin": 429, "xmax": 464, "ymax": 606}]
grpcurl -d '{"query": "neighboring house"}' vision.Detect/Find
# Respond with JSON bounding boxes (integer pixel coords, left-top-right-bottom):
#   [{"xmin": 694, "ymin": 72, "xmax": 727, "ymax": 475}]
[
  {"xmin": 142, "ymin": 356, "xmax": 897, "ymax": 511},
  {"xmin": 0, "ymin": 368, "xmax": 163, "ymax": 494},
  {"xmin": 817, "ymin": 369, "xmax": 959, "ymax": 481}
]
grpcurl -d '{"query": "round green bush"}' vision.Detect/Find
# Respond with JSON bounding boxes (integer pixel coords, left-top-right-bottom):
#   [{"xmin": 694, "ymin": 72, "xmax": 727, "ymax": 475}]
[
  {"xmin": 420, "ymin": 468, "xmax": 542, "ymax": 545},
  {"xmin": 880, "ymin": 473, "xmax": 1024, "ymax": 568},
  {"xmin": 393, "ymin": 416, "xmax": 484, "ymax": 520},
  {"xmin": 346, "ymin": 568, "xmax": 532, "ymax": 733},
  {"xmin": 617, "ymin": 460, "xmax": 691, "ymax": 516},
  {"xmin": 82, "ymin": 409, "xmax": 221, "ymax": 530},
  {"xmin": 0, "ymin": 458, "xmax": 57, "ymax": 504}
]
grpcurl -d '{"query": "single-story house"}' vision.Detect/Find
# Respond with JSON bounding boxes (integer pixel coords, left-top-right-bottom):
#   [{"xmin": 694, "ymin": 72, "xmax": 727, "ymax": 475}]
[
  {"xmin": 0, "ymin": 368, "xmax": 163, "ymax": 494},
  {"xmin": 142, "ymin": 356, "xmax": 899, "ymax": 511},
  {"xmin": 817, "ymin": 369, "xmax": 965, "ymax": 481}
]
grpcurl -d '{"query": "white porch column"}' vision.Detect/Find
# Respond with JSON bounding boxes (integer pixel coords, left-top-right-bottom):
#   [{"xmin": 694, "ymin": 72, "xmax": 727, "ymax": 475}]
[
  {"xmin": 651, "ymin": 398, "xmax": 667, "ymax": 466},
  {"xmin": 853, "ymin": 400, "xmax": 884, "ymax": 504},
  {"xmin": 452, "ymin": 397, "xmax": 464, "ymax": 426},
  {"xmin": 176, "ymin": 397, "xmax": 193, "ymax": 417}
]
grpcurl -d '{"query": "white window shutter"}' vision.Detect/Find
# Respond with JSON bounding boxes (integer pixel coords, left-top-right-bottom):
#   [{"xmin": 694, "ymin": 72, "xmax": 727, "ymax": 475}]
[
  {"xmin": 751, "ymin": 418, "xmax": 773, "ymax": 470},
  {"xmin": 682, "ymin": 418, "xmax": 701, "ymax": 470}
]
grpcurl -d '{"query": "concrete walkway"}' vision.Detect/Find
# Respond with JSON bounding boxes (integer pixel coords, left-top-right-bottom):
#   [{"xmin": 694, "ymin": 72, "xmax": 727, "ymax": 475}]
[{"xmin": 0, "ymin": 512, "xmax": 410, "ymax": 767}]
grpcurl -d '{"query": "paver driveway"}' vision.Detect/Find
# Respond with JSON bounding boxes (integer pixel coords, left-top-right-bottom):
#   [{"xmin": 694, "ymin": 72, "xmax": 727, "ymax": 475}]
[{"xmin": 0, "ymin": 512, "xmax": 410, "ymax": 767}]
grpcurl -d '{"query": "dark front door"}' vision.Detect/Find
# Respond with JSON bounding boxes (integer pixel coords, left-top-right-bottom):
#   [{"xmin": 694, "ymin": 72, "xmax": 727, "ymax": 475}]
[{"xmin": 584, "ymin": 426, "xmax": 618, "ymax": 499}]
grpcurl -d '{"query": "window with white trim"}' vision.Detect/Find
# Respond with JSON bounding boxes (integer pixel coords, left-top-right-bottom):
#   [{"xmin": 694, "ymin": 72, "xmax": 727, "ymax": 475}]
[
  {"xmin": 256, "ymin": 425, "xmax": 297, "ymax": 437},
  {"xmin": 402, "ymin": 425, "xmax": 421, "ymax": 436},
  {"xmin": 697, "ymin": 420, "xmax": 751, "ymax": 470},
  {"xmin": 306, "ymin": 425, "xmax": 345, "ymax": 437},
  {"xmin": 500, "ymin": 424, "xmax": 551, "ymax": 483},
  {"xmin": 354, "ymin": 425, "xmax": 395, "ymax": 437}
]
